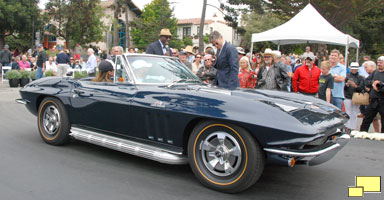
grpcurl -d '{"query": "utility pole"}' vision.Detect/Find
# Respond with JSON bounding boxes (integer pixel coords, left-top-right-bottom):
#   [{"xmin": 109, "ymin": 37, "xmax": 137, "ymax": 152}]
[
  {"xmin": 125, "ymin": 4, "xmax": 130, "ymax": 48},
  {"xmin": 198, "ymin": 0, "xmax": 207, "ymax": 54},
  {"xmin": 31, "ymin": 18, "xmax": 34, "ymax": 50}
]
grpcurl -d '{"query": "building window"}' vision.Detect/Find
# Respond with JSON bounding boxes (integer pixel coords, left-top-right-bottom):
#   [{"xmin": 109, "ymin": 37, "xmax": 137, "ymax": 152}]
[
  {"xmin": 111, "ymin": 19, "xmax": 126, "ymax": 48},
  {"xmin": 197, "ymin": 26, "xmax": 200, "ymax": 35},
  {"xmin": 183, "ymin": 27, "xmax": 191, "ymax": 39},
  {"xmin": 45, "ymin": 24, "xmax": 56, "ymax": 42},
  {"xmin": 210, "ymin": 27, "xmax": 213, "ymax": 34}
]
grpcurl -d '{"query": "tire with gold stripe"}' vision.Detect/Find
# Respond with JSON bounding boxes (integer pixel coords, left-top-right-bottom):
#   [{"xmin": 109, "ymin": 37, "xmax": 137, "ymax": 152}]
[
  {"xmin": 188, "ymin": 121, "xmax": 264, "ymax": 193},
  {"xmin": 38, "ymin": 97, "xmax": 70, "ymax": 145}
]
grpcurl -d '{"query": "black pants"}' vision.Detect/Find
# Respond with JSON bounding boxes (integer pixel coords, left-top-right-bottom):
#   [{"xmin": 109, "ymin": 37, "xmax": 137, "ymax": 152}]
[
  {"xmin": 300, "ymin": 92, "xmax": 317, "ymax": 96},
  {"xmin": 360, "ymin": 99, "xmax": 384, "ymax": 132},
  {"xmin": 359, "ymin": 105, "xmax": 366, "ymax": 115}
]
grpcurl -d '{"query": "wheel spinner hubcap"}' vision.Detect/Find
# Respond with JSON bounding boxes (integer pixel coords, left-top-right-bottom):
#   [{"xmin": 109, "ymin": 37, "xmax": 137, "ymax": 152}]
[
  {"xmin": 42, "ymin": 105, "xmax": 61, "ymax": 136},
  {"xmin": 200, "ymin": 131, "xmax": 242, "ymax": 177}
]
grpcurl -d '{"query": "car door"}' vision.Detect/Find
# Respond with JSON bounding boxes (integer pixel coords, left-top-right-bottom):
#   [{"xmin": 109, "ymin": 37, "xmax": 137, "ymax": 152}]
[{"xmin": 69, "ymin": 55, "xmax": 137, "ymax": 135}]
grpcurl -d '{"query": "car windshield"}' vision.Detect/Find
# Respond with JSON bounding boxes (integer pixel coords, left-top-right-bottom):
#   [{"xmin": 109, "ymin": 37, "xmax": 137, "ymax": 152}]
[{"xmin": 126, "ymin": 56, "xmax": 200, "ymax": 84}]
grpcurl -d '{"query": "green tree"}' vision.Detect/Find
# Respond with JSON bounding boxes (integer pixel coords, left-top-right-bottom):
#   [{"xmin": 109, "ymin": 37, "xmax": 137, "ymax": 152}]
[
  {"xmin": 346, "ymin": 5, "xmax": 384, "ymax": 59},
  {"xmin": 240, "ymin": 11, "xmax": 283, "ymax": 50},
  {"xmin": 46, "ymin": 0, "xmax": 106, "ymax": 48},
  {"xmin": 130, "ymin": 0, "xmax": 178, "ymax": 50},
  {"xmin": 183, "ymin": 36, "xmax": 192, "ymax": 46},
  {"xmin": 0, "ymin": 0, "xmax": 42, "ymax": 49},
  {"xmin": 222, "ymin": 0, "xmax": 381, "ymax": 28}
]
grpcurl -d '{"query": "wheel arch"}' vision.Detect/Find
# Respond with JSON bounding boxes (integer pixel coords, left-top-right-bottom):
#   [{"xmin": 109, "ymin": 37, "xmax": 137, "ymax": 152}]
[
  {"xmin": 36, "ymin": 95, "xmax": 65, "ymax": 113},
  {"xmin": 182, "ymin": 118, "xmax": 265, "ymax": 156}
]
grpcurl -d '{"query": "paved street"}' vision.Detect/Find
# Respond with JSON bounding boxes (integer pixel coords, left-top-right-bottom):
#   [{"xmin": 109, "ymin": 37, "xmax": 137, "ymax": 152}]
[{"xmin": 0, "ymin": 82, "xmax": 383, "ymax": 200}]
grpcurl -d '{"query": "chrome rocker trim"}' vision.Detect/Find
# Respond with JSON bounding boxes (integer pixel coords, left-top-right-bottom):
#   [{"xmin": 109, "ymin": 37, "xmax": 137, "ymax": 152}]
[{"xmin": 69, "ymin": 127, "xmax": 188, "ymax": 165}]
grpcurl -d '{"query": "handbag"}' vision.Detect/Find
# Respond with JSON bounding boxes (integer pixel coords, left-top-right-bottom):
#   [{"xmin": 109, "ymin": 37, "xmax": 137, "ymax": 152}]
[{"xmin": 352, "ymin": 92, "xmax": 369, "ymax": 105}]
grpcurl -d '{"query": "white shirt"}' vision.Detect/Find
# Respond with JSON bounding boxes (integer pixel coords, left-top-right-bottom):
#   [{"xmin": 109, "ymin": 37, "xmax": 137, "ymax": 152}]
[
  {"xmin": 159, "ymin": 40, "xmax": 166, "ymax": 55},
  {"xmin": 45, "ymin": 61, "xmax": 57, "ymax": 72},
  {"xmin": 86, "ymin": 54, "xmax": 97, "ymax": 73}
]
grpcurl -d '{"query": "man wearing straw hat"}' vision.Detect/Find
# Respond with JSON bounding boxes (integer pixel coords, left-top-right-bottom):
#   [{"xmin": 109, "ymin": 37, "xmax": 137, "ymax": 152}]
[
  {"xmin": 256, "ymin": 48, "xmax": 289, "ymax": 90},
  {"xmin": 146, "ymin": 28, "xmax": 173, "ymax": 56}
]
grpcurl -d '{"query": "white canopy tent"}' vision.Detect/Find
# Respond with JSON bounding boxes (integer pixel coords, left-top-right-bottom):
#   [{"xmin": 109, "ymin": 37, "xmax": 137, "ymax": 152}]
[{"xmin": 250, "ymin": 4, "xmax": 360, "ymax": 64}]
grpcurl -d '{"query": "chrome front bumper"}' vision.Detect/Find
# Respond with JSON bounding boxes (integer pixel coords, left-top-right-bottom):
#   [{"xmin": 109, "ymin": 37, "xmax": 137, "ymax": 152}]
[{"xmin": 264, "ymin": 134, "xmax": 350, "ymax": 166}]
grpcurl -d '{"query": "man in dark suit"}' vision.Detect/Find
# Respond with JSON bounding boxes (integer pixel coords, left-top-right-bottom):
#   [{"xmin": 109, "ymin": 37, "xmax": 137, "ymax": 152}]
[
  {"xmin": 146, "ymin": 28, "xmax": 173, "ymax": 56},
  {"xmin": 209, "ymin": 31, "xmax": 239, "ymax": 90}
]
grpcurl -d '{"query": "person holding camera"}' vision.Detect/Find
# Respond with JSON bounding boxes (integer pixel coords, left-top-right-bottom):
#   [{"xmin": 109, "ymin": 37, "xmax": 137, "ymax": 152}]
[
  {"xmin": 360, "ymin": 56, "xmax": 384, "ymax": 133},
  {"xmin": 344, "ymin": 62, "xmax": 364, "ymax": 133}
]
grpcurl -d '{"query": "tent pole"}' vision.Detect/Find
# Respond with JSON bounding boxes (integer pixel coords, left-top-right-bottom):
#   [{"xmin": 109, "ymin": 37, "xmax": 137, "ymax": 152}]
[
  {"xmin": 250, "ymin": 42, "xmax": 254, "ymax": 66},
  {"xmin": 345, "ymin": 37, "xmax": 349, "ymax": 66},
  {"xmin": 344, "ymin": 46, "xmax": 348, "ymax": 66},
  {"xmin": 277, "ymin": 41, "xmax": 280, "ymax": 51}
]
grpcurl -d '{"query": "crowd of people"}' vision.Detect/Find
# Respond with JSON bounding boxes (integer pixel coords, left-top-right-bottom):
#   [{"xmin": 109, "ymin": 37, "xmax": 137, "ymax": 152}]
[
  {"xmin": 0, "ymin": 43, "xmax": 114, "ymax": 79},
  {"xmin": 145, "ymin": 29, "xmax": 384, "ymax": 134},
  {"xmin": 1, "ymin": 29, "xmax": 383, "ymax": 134}
]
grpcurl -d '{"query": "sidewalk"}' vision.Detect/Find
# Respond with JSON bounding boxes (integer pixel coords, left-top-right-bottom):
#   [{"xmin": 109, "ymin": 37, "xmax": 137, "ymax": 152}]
[{"xmin": 0, "ymin": 82, "xmax": 22, "ymax": 103}]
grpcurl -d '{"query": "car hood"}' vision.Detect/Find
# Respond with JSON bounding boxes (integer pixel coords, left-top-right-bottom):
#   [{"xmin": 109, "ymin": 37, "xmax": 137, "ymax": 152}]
[{"xmin": 173, "ymin": 85, "xmax": 347, "ymax": 135}]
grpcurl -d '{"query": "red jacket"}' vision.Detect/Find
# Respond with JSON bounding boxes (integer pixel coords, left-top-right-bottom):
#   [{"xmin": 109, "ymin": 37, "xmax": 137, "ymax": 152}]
[
  {"xmin": 292, "ymin": 64, "xmax": 321, "ymax": 93},
  {"xmin": 238, "ymin": 69, "xmax": 257, "ymax": 89}
]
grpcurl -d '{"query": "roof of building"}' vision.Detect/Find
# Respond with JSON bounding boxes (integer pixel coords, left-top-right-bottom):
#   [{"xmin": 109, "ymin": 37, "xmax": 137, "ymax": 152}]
[
  {"xmin": 101, "ymin": 0, "xmax": 142, "ymax": 16},
  {"xmin": 178, "ymin": 18, "xmax": 227, "ymax": 25}
]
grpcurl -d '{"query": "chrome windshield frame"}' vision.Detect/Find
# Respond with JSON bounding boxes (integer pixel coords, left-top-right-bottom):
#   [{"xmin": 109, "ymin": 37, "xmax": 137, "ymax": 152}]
[{"xmin": 122, "ymin": 54, "xmax": 200, "ymax": 86}]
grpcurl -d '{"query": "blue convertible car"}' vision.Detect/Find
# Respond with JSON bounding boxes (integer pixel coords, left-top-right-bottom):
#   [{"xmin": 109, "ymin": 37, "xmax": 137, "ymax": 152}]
[{"xmin": 17, "ymin": 54, "xmax": 349, "ymax": 193}]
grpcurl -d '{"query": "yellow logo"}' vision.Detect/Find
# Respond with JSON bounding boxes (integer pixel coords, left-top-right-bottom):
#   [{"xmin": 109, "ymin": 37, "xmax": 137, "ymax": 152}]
[{"xmin": 348, "ymin": 176, "xmax": 381, "ymax": 197}]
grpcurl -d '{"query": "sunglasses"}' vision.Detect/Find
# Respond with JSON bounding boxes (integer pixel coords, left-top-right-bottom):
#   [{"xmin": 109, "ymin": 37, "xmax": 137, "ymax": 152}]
[
  {"xmin": 263, "ymin": 56, "xmax": 272, "ymax": 58},
  {"xmin": 164, "ymin": 36, "xmax": 171, "ymax": 39}
]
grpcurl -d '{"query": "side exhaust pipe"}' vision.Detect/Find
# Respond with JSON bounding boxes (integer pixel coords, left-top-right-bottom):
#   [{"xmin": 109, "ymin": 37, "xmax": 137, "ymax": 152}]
[{"xmin": 69, "ymin": 127, "xmax": 188, "ymax": 165}]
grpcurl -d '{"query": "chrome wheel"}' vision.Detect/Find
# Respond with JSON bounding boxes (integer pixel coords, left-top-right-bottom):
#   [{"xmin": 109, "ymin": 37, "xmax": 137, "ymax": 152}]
[
  {"xmin": 42, "ymin": 105, "xmax": 61, "ymax": 135},
  {"xmin": 200, "ymin": 131, "xmax": 242, "ymax": 177}
]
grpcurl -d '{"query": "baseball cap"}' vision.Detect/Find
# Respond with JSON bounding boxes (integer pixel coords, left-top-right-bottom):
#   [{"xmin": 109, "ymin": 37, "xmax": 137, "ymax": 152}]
[
  {"xmin": 306, "ymin": 54, "xmax": 315, "ymax": 61},
  {"xmin": 98, "ymin": 60, "xmax": 114, "ymax": 72}
]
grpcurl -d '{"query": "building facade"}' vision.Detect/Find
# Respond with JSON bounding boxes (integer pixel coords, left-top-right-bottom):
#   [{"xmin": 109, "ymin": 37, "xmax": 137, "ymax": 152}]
[
  {"xmin": 43, "ymin": 0, "xmax": 141, "ymax": 52},
  {"xmin": 177, "ymin": 13, "xmax": 241, "ymax": 51}
]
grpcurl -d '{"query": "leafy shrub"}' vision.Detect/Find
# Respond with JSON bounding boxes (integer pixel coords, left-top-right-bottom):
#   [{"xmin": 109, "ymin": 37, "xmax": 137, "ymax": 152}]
[
  {"xmin": 30, "ymin": 71, "xmax": 36, "ymax": 79},
  {"xmin": 20, "ymin": 70, "xmax": 30, "ymax": 79},
  {"xmin": 5, "ymin": 70, "xmax": 21, "ymax": 79},
  {"xmin": 44, "ymin": 70, "xmax": 55, "ymax": 77},
  {"xmin": 74, "ymin": 71, "xmax": 87, "ymax": 79}
]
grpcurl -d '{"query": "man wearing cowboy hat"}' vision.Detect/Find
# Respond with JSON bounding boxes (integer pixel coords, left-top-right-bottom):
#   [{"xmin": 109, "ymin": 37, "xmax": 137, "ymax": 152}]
[
  {"xmin": 146, "ymin": 28, "xmax": 173, "ymax": 56},
  {"xmin": 256, "ymin": 48, "xmax": 289, "ymax": 90}
]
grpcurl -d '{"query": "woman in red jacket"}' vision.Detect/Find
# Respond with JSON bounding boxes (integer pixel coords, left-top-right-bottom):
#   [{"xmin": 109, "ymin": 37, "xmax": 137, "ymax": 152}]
[{"xmin": 238, "ymin": 56, "xmax": 257, "ymax": 89}]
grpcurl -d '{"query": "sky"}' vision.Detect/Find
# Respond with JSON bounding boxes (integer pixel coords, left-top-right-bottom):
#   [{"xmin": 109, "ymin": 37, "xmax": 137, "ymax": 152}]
[{"xmin": 38, "ymin": 0, "xmax": 223, "ymax": 20}]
